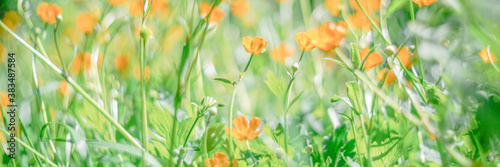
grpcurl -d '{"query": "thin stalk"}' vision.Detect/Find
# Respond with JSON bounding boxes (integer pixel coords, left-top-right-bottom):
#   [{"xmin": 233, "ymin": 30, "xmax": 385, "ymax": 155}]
[
  {"xmin": 54, "ymin": 22, "xmax": 68, "ymax": 75},
  {"xmin": 182, "ymin": 117, "xmax": 201, "ymax": 147},
  {"xmin": 359, "ymin": 114, "xmax": 373, "ymax": 166},
  {"xmin": 227, "ymin": 87, "xmax": 237, "ymax": 157},
  {"xmin": 246, "ymin": 140, "xmax": 256, "ymax": 163},
  {"xmin": 203, "ymin": 115, "xmax": 212, "ymax": 159},
  {"xmin": 408, "ymin": 0, "xmax": 426, "ymax": 83},
  {"xmin": 0, "ymin": 21, "xmax": 143, "ymax": 149},
  {"xmin": 354, "ymin": 0, "xmax": 391, "ymax": 45}
]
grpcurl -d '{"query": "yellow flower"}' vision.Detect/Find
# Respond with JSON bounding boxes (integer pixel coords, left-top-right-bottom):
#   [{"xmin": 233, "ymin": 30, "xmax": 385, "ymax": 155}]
[
  {"xmin": 478, "ymin": 47, "xmax": 498, "ymax": 63},
  {"xmin": 71, "ymin": 52, "xmax": 102, "ymax": 74},
  {"xmin": 376, "ymin": 68, "xmax": 397, "ymax": 86},
  {"xmin": 360, "ymin": 48, "xmax": 383, "ymax": 71},
  {"xmin": 325, "ymin": 0, "xmax": 341, "ymax": 16},
  {"xmin": 2, "ymin": 11, "xmax": 22, "ymax": 32},
  {"xmin": 109, "ymin": 0, "xmax": 128, "ymax": 6},
  {"xmin": 231, "ymin": 0, "xmax": 249, "ymax": 18},
  {"xmin": 115, "ymin": 54, "xmax": 130, "ymax": 72},
  {"xmin": 412, "ymin": 0, "xmax": 438, "ymax": 7},
  {"xmin": 205, "ymin": 152, "xmax": 238, "ymax": 167},
  {"xmin": 270, "ymin": 43, "xmax": 294, "ymax": 63},
  {"xmin": 307, "ymin": 22, "xmax": 347, "ymax": 52},
  {"xmin": 200, "ymin": 3, "xmax": 225, "ymax": 23},
  {"xmin": 58, "ymin": 81, "xmax": 70, "ymax": 96},
  {"xmin": 36, "ymin": 2, "xmax": 63, "ymax": 24},
  {"xmin": 225, "ymin": 116, "xmax": 262, "ymax": 141},
  {"xmin": 295, "ymin": 32, "xmax": 315, "ymax": 51},
  {"xmin": 133, "ymin": 65, "xmax": 150, "ymax": 82},
  {"xmin": 242, "ymin": 36, "xmax": 268, "ymax": 55},
  {"xmin": 76, "ymin": 13, "xmax": 97, "ymax": 34},
  {"xmin": 62, "ymin": 27, "xmax": 80, "ymax": 46},
  {"xmin": 350, "ymin": 0, "xmax": 380, "ymax": 12}
]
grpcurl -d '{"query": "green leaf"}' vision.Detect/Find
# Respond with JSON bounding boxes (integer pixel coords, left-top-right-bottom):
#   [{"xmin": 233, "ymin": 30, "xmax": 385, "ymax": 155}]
[
  {"xmin": 201, "ymin": 123, "xmax": 225, "ymax": 153},
  {"xmin": 88, "ymin": 141, "xmax": 162, "ymax": 167},
  {"xmin": 346, "ymin": 81, "xmax": 365, "ymax": 115},
  {"xmin": 265, "ymin": 71, "xmax": 286, "ymax": 98},
  {"xmin": 384, "ymin": 0, "xmax": 409, "ymax": 19},
  {"xmin": 324, "ymin": 58, "xmax": 351, "ymax": 71},
  {"xmin": 213, "ymin": 78, "xmax": 233, "ymax": 84},
  {"xmin": 350, "ymin": 44, "xmax": 361, "ymax": 70},
  {"xmin": 288, "ymin": 90, "xmax": 304, "ymax": 108}
]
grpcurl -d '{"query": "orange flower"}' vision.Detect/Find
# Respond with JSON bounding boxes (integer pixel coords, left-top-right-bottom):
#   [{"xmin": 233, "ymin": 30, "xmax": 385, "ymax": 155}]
[
  {"xmin": 36, "ymin": 2, "xmax": 62, "ymax": 24},
  {"xmin": 231, "ymin": 0, "xmax": 249, "ymax": 18},
  {"xmin": 2, "ymin": 11, "xmax": 22, "ymax": 32},
  {"xmin": 270, "ymin": 43, "xmax": 294, "ymax": 63},
  {"xmin": 59, "ymin": 81, "xmax": 70, "ymax": 96},
  {"xmin": 347, "ymin": 12, "xmax": 377, "ymax": 32},
  {"xmin": 360, "ymin": 48, "xmax": 383, "ymax": 71},
  {"xmin": 307, "ymin": 22, "xmax": 347, "ymax": 52},
  {"xmin": 76, "ymin": 13, "xmax": 97, "ymax": 34},
  {"xmin": 396, "ymin": 47, "xmax": 413, "ymax": 69},
  {"xmin": 225, "ymin": 116, "xmax": 262, "ymax": 141},
  {"xmin": 478, "ymin": 47, "xmax": 498, "ymax": 63},
  {"xmin": 0, "ymin": 92, "xmax": 9, "ymax": 108},
  {"xmin": 0, "ymin": 42, "xmax": 5, "ymax": 64},
  {"xmin": 115, "ymin": 54, "xmax": 130, "ymax": 72},
  {"xmin": 242, "ymin": 36, "xmax": 268, "ymax": 55},
  {"xmin": 205, "ymin": 152, "xmax": 238, "ymax": 167},
  {"xmin": 108, "ymin": 0, "xmax": 128, "ymax": 6},
  {"xmin": 200, "ymin": 3, "xmax": 225, "ymax": 23},
  {"xmin": 71, "ymin": 52, "xmax": 102, "ymax": 74},
  {"xmin": 325, "ymin": 0, "xmax": 341, "ymax": 16},
  {"xmin": 295, "ymin": 32, "xmax": 315, "ymax": 51},
  {"xmin": 350, "ymin": 0, "xmax": 380, "ymax": 12},
  {"xmin": 133, "ymin": 65, "xmax": 150, "ymax": 82},
  {"xmin": 62, "ymin": 27, "xmax": 80, "ymax": 46},
  {"xmin": 376, "ymin": 68, "xmax": 397, "ymax": 86},
  {"xmin": 411, "ymin": 0, "xmax": 438, "ymax": 7}
]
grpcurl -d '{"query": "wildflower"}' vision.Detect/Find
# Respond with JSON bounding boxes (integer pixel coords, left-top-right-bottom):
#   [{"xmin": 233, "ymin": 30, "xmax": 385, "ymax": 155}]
[
  {"xmin": 76, "ymin": 13, "xmax": 97, "ymax": 34},
  {"xmin": 270, "ymin": 43, "xmax": 294, "ymax": 63},
  {"xmin": 200, "ymin": 3, "xmax": 225, "ymax": 23},
  {"xmin": 396, "ymin": 47, "xmax": 413, "ymax": 69},
  {"xmin": 59, "ymin": 81, "xmax": 70, "ymax": 96},
  {"xmin": 36, "ymin": 2, "xmax": 63, "ymax": 24},
  {"xmin": 133, "ymin": 65, "xmax": 150, "ymax": 82},
  {"xmin": 347, "ymin": 12, "xmax": 377, "ymax": 32},
  {"xmin": 1, "ymin": 11, "xmax": 22, "ymax": 37},
  {"xmin": 411, "ymin": 0, "xmax": 438, "ymax": 7},
  {"xmin": 350, "ymin": 0, "xmax": 380, "ymax": 12},
  {"xmin": 376, "ymin": 68, "xmax": 397, "ymax": 85},
  {"xmin": 325, "ymin": 0, "xmax": 341, "ymax": 16},
  {"xmin": 115, "ymin": 54, "xmax": 130, "ymax": 72},
  {"xmin": 242, "ymin": 36, "xmax": 268, "ymax": 55},
  {"xmin": 129, "ymin": 0, "xmax": 144, "ymax": 16},
  {"xmin": 225, "ymin": 116, "xmax": 262, "ymax": 141},
  {"xmin": 0, "ymin": 43, "xmax": 5, "ymax": 63},
  {"xmin": 295, "ymin": 32, "xmax": 315, "ymax": 51},
  {"xmin": 205, "ymin": 152, "xmax": 238, "ymax": 167},
  {"xmin": 71, "ymin": 52, "xmax": 102, "ymax": 74},
  {"xmin": 0, "ymin": 92, "xmax": 9, "ymax": 108},
  {"xmin": 108, "ymin": 0, "xmax": 128, "ymax": 6},
  {"xmin": 231, "ymin": 0, "xmax": 249, "ymax": 18},
  {"xmin": 360, "ymin": 48, "xmax": 383, "ymax": 71},
  {"xmin": 307, "ymin": 22, "xmax": 347, "ymax": 52},
  {"xmin": 384, "ymin": 45, "xmax": 397, "ymax": 56},
  {"xmin": 478, "ymin": 47, "xmax": 498, "ymax": 63}
]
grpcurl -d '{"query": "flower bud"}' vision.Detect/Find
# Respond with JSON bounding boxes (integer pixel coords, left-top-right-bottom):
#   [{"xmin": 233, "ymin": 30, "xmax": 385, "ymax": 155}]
[
  {"xmin": 56, "ymin": 14, "xmax": 63, "ymax": 22},
  {"xmin": 209, "ymin": 106, "xmax": 218, "ymax": 116},
  {"xmin": 384, "ymin": 45, "xmax": 397, "ymax": 56},
  {"xmin": 140, "ymin": 25, "xmax": 153, "ymax": 39},
  {"xmin": 292, "ymin": 63, "xmax": 299, "ymax": 72},
  {"xmin": 306, "ymin": 145, "xmax": 314, "ymax": 153},
  {"xmin": 35, "ymin": 27, "xmax": 41, "ymax": 36}
]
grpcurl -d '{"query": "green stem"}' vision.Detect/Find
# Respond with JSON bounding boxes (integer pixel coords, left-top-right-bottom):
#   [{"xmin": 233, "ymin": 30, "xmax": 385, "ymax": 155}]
[
  {"xmin": 243, "ymin": 54, "xmax": 255, "ymax": 73},
  {"xmin": 228, "ymin": 87, "xmax": 237, "ymax": 158},
  {"xmin": 246, "ymin": 140, "xmax": 256, "ymax": 163},
  {"xmin": 54, "ymin": 22, "xmax": 68, "ymax": 75},
  {"xmin": 0, "ymin": 128, "xmax": 57, "ymax": 167},
  {"xmin": 0, "ymin": 20, "xmax": 143, "ymax": 149},
  {"xmin": 140, "ymin": 36, "xmax": 149, "ymax": 162},
  {"xmin": 408, "ymin": 0, "xmax": 426, "ymax": 83},
  {"xmin": 183, "ymin": 117, "xmax": 201, "ymax": 147},
  {"xmin": 203, "ymin": 115, "xmax": 212, "ymax": 159},
  {"xmin": 354, "ymin": 0, "xmax": 391, "ymax": 45},
  {"xmin": 359, "ymin": 114, "xmax": 373, "ymax": 167}
]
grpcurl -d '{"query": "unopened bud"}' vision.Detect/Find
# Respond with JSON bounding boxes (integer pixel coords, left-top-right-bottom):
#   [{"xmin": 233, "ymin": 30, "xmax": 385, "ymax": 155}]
[
  {"xmin": 384, "ymin": 45, "xmax": 397, "ymax": 56},
  {"xmin": 56, "ymin": 14, "xmax": 63, "ymax": 22},
  {"xmin": 209, "ymin": 107, "xmax": 218, "ymax": 116},
  {"xmin": 306, "ymin": 145, "xmax": 314, "ymax": 153},
  {"xmin": 140, "ymin": 25, "xmax": 153, "ymax": 39},
  {"xmin": 35, "ymin": 27, "xmax": 41, "ymax": 36},
  {"xmin": 292, "ymin": 63, "xmax": 299, "ymax": 72}
]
